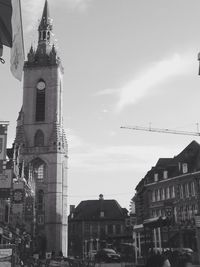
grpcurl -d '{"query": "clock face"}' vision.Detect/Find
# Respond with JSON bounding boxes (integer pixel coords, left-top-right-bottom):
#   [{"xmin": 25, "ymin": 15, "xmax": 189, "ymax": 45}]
[{"xmin": 37, "ymin": 81, "xmax": 46, "ymax": 90}]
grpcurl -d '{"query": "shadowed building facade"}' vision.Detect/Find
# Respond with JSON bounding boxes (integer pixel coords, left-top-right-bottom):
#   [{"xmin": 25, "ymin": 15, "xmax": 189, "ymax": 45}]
[
  {"xmin": 68, "ymin": 195, "xmax": 130, "ymax": 259},
  {"xmin": 133, "ymin": 141, "xmax": 200, "ymax": 262},
  {"xmin": 14, "ymin": 0, "xmax": 68, "ymax": 256}
]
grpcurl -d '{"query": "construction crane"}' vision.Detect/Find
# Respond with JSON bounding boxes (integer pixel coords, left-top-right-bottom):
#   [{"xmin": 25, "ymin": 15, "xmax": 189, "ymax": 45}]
[{"xmin": 120, "ymin": 125, "xmax": 200, "ymax": 137}]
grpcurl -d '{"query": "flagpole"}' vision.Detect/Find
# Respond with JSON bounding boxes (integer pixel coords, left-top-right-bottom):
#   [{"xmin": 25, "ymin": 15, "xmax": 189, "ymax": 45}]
[{"xmin": 18, "ymin": 0, "xmax": 24, "ymax": 55}]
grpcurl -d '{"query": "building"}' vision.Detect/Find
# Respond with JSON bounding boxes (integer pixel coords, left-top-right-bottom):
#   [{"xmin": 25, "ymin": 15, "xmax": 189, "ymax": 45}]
[
  {"xmin": 133, "ymin": 140, "xmax": 200, "ymax": 262},
  {"xmin": 13, "ymin": 0, "xmax": 68, "ymax": 256},
  {"xmin": 68, "ymin": 194, "xmax": 130, "ymax": 259}
]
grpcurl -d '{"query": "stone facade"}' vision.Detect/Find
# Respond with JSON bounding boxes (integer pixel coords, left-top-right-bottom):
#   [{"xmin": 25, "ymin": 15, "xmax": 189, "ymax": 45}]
[
  {"xmin": 68, "ymin": 195, "xmax": 130, "ymax": 259},
  {"xmin": 133, "ymin": 141, "xmax": 200, "ymax": 259},
  {"xmin": 13, "ymin": 0, "xmax": 68, "ymax": 256}
]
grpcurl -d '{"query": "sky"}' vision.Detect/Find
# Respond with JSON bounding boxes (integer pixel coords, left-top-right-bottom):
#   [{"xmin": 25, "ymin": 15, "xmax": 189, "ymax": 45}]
[{"xmin": 1, "ymin": 0, "xmax": 200, "ymax": 211}]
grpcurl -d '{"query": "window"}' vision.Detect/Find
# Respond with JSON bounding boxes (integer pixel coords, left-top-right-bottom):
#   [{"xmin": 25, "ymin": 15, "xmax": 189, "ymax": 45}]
[
  {"xmin": 36, "ymin": 85, "xmax": 45, "ymax": 121},
  {"xmin": 166, "ymin": 187, "xmax": 170, "ymax": 199},
  {"xmin": 37, "ymin": 214, "xmax": 44, "ymax": 225},
  {"xmin": 154, "ymin": 173, "xmax": 158, "ymax": 182},
  {"xmin": 108, "ymin": 225, "xmax": 113, "ymax": 234},
  {"xmin": 182, "ymin": 163, "xmax": 188, "ymax": 174},
  {"xmin": 155, "ymin": 189, "xmax": 158, "ymax": 201},
  {"xmin": 100, "ymin": 211, "xmax": 104, "ymax": 218},
  {"xmin": 152, "ymin": 210, "xmax": 156, "ymax": 218},
  {"xmin": 100, "ymin": 226, "xmax": 105, "ymax": 237},
  {"xmin": 116, "ymin": 225, "xmax": 121, "ymax": 235},
  {"xmin": 37, "ymin": 164, "xmax": 44, "ymax": 180},
  {"xmin": 37, "ymin": 190, "xmax": 44, "ymax": 210},
  {"xmin": 85, "ymin": 223, "xmax": 90, "ymax": 233},
  {"xmin": 191, "ymin": 182, "xmax": 195, "ymax": 196},
  {"xmin": 92, "ymin": 224, "xmax": 98, "ymax": 236},
  {"xmin": 180, "ymin": 185, "xmax": 184, "ymax": 199},
  {"xmin": 174, "ymin": 207, "xmax": 177, "ymax": 222},
  {"xmin": 185, "ymin": 184, "xmax": 189, "ymax": 198},
  {"xmin": 157, "ymin": 189, "xmax": 160, "ymax": 201},
  {"xmin": 170, "ymin": 186, "xmax": 175, "ymax": 198},
  {"xmin": 34, "ymin": 130, "xmax": 44, "ymax": 146},
  {"xmin": 161, "ymin": 188, "xmax": 165, "ymax": 200},
  {"xmin": 31, "ymin": 158, "xmax": 46, "ymax": 181},
  {"xmin": 152, "ymin": 190, "xmax": 155, "ymax": 202},
  {"xmin": 163, "ymin": 171, "xmax": 168, "ymax": 179}
]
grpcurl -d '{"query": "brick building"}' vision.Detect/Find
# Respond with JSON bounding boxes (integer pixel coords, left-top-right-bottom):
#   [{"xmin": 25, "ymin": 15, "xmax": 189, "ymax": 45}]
[
  {"xmin": 68, "ymin": 194, "xmax": 130, "ymax": 258},
  {"xmin": 133, "ymin": 140, "xmax": 200, "ymax": 261}
]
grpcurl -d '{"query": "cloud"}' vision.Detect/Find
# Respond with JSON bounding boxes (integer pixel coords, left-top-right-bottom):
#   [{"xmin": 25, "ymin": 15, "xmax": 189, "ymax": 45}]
[
  {"xmin": 21, "ymin": 0, "xmax": 44, "ymax": 32},
  {"xmin": 98, "ymin": 52, "xmax": 195, "ymax": 112},
  {"xmin": 63, "ymin": 0, "xmax": 92, "ymax": 10},
  {"xmin": 67, "ymin": 132, "xmax": 180, "ymax": 173}
]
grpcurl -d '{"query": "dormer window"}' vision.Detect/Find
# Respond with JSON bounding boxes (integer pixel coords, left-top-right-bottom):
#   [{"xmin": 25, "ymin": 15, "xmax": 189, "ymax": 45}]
[
  {"xmin": 100, "ymin": 211, "xmax": 104, "ymax": 218},
  {"xmin": 163, "ymin": 171, "xmax": 168, "ymax": 179},
  {"xmin": 182, "ymin": 163, "xmax": 188, "ymax": 174},
  {"xmin": 154, "ymin": 173, "xmax": 158, "ymax": 182}
]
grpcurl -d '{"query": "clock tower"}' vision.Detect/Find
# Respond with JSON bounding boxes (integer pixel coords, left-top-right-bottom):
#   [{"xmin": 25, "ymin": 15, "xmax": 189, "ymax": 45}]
[{"xmin": 14, "ymin": 0, "xmax": 68, "ymax": 256}]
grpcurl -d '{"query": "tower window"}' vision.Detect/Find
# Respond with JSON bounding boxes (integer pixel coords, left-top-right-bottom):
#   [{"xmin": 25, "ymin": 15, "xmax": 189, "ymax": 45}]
[
  {"xmin": 37, "ymin": 189, "xmax": 44, "ymax": 211},
  {"xmin": 36, "ymin": 84, "xmax": 45, "ymax": 122},
  {"xmin": 37, "ymin": 164, "xmax": 44, "ymax": 180},
  {"xmin": 47, "ymin": 31, "xmax": 50, "ymax": 41},
  {"xmin": 34, "ymin": 130, "xmax": 44, "ymax": 147},
  {"xmin": 43, "ymin": 31, "xmax": 46, "ymax": 40},
  {"xmin": 32, "ymin": 158, "xmax": 46, "ymax": 181}
]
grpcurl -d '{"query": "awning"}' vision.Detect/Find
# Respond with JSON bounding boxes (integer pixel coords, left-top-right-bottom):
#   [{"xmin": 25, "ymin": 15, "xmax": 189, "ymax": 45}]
[{"xmin": 143, "ymin": 216, "xmax": 170, "ymax": 228}]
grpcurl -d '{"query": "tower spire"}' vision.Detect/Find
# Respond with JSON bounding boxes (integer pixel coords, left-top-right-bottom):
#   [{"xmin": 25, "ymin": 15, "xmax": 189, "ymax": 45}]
[{"xmin": 37, "ymin": 0, "xmax": 53, "ymax": 54}]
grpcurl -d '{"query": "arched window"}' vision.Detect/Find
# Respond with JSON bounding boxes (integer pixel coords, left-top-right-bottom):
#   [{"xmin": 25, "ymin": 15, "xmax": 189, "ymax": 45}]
[
  {"xmin": 32, "ymin": 158, "xmax": 46, "ymax": 181},
  {"xmin": 35, "ymin": 81, "xmax": 46, "ymax": 121},
  {"xmin": 47, "ymin": 31, "xmax": 50, "ymax": 41},
  {"xmin": 43, "ymin": 31, "xmax": 46, "ymax": 40},
  {"xmin": 34, "ymin": 130, "xmax": 44, "ymax": 147}
]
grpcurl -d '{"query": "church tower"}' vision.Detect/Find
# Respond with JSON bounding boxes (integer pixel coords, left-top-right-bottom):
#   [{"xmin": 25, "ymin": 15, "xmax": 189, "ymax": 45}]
[{"xmin": 14, "ymin": 0, "xmax": 68, "ymax": 256}]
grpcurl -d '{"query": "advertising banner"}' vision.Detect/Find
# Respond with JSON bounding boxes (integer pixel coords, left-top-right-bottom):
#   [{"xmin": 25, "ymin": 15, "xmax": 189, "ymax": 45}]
[
  {"xmin": 25, "ymin": 196, "xmax": 33, "ymax": 219},
  {"xmin": 0, "ymin": 170, "xmax": 12, "ymax": 188},
  {"xmin": 0, "ymin": 135, "xmax": 6, "ymax": 161},
  {"xmin": 0, "ymin": 169, "xmax": 12, "ymax": 199},
  {"xmin": 11, "ymin": 203, "xmax": 23, "ymax": 215},
  {"xmin": 0, "ymin": 123, "xmax": 8, "ymax": 159},
  {"xmin": 0, "ymin": 123, "xmax": 9, "ymax": 174},
  {"xmin": 0, "ymin": 248, "xmax": 12, "ymax": 267}
]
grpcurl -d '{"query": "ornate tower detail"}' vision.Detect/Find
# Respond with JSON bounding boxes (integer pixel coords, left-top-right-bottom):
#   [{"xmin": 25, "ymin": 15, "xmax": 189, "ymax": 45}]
[{"xmin": 14, "ymin": 0, "xmax": 68, "ymax": 256}]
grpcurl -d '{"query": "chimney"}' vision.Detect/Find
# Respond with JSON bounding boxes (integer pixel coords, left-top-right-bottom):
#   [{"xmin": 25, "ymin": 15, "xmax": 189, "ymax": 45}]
[
  {"xmin": 99, "ymin": 194, "xmax": 104, "ymax": 200},
  {"xmin": 70, "ymin": 205, "xmax": 75, "ymax": 213}
]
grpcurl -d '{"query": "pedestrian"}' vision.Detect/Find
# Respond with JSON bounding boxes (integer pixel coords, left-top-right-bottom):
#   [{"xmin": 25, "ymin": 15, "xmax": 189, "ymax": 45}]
[{"xmin": 145, "ymin": 253, "xmax": 171, "ymax": 267}]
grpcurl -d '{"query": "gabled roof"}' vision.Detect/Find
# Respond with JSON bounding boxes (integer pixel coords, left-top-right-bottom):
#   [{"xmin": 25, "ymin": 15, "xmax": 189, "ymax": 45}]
[
  {"xmin": 71, "ymin": 199, "xmax": 128, "ymax": 221},
  {"xmin": 155, "ymin": 158, "xmax": 172, "ymax": 168},
  {"xmin": 137, "ymin": 141, "xmax": 200, "ymax": 188},
  {"xmin": 172, "ymin": 140, "xmax": 200, "ymax": 163}
]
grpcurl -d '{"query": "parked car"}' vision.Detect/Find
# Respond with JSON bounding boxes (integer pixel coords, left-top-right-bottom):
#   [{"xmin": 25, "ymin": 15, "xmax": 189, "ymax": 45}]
[{"xmin": 95, "ymin": 248, "xmax": 121, "ymax": 263}]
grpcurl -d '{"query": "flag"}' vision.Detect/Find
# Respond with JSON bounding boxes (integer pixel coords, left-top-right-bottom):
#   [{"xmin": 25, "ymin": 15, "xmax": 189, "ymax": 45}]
[
  {"xmin": 0, "ymin": 0, "xmax": 24, "ymax": 81},
  {"xmin": 10, "ymin": 0, "xmax": 24, "ymax": 81},
  {"xmin": 0, "ymin": 0, "xmax": 12, "ymax": 47}
]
